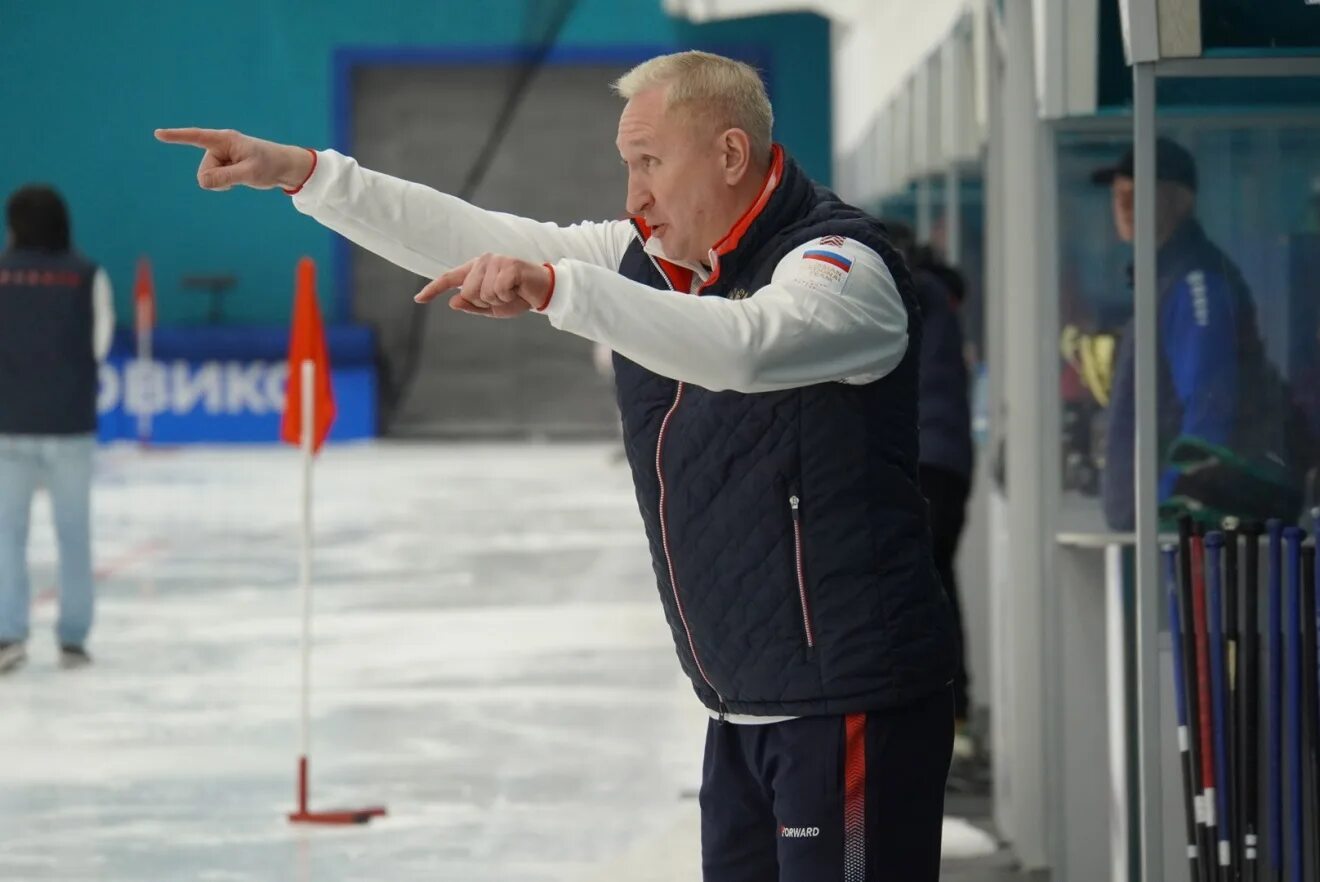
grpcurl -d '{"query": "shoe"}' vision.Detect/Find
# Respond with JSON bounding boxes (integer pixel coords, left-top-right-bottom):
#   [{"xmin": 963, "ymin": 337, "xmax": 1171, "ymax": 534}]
[
  {"xmin": 0, "ymin": 641, "xmax": 27, "ymax": 674},
  {"xmin": 59, "ymin": 645, "xmax": 92, "ymax": 670},
  {"xmin": 946, "ymin": 721, "xmax": 991, "ymax": 794},
  {"xmin": 952, "ymin": 730, "xmax": 977, "ymax": 762}
]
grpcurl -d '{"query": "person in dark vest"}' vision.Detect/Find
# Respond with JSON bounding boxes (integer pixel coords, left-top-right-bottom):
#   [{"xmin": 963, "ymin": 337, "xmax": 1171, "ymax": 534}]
[
  {"xmin": 158, "ymin": 50, "xmax": 956, "ymax": 880},
  {"xmin": 881, "ymin": 219, "xmax": 978, "ymax": 773},
  {"xmin": 1093, "ymin": 138, "xmax": 1305, "ymax": 529},
  {"xmin": 0, "ymin": 185, "xmax": 113, "ymax": 673}
]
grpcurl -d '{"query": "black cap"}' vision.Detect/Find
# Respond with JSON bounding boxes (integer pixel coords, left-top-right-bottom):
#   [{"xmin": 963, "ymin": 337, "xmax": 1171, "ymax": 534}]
[{"xmin": 1090, "ymin": 137, "xmax": 1198, "ymax": 191}]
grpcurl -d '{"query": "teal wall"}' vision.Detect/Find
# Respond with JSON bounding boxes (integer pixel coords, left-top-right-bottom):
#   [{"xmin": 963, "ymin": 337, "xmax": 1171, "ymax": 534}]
[{"xmin": 2, "ymin": 2, "xmax": 831, "ymax": 325}]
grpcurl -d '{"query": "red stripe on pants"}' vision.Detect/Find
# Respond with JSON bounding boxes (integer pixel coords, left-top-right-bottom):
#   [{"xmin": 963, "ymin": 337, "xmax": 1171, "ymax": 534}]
[{"xmin": 844, "ymin": 713, "xmax": 867, "ymax": 881}]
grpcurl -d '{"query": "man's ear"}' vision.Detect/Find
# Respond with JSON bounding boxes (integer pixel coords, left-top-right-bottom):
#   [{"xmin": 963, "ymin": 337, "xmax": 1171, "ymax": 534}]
[{"xmin": 720, "ymin": 128, "xmax": 753, "ymax": 185}]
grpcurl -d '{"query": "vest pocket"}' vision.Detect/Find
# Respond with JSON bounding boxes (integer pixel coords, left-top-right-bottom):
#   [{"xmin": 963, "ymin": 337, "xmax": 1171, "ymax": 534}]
[{"xmin": 788, "ymin": 485, "xmax": 817, "ymax": 653}]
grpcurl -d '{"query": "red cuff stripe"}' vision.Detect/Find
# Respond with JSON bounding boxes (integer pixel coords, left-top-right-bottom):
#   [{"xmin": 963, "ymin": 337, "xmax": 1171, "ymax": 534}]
[
  {"xmin": 283, "ymin": 148, "xmax": 318, "ymax": 196},
  {"xmin": 537, "ymin": 262, "xmax": 556, "ymax": 312}
]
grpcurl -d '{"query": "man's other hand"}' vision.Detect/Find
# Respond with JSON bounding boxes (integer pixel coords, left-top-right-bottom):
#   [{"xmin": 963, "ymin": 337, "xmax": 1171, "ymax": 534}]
[{"xmin": 415, "ymin": 254, "xmax": 552, "ymax": 319}]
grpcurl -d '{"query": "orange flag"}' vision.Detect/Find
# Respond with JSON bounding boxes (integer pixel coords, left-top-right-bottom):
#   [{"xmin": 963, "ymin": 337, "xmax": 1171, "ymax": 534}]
[
  {"xmin": 280, "ymin": 258, "xmax": 336, "ymax": 452},
  {"xmin": 133, "ymin": 257, "xmax": 155, "ymax": 330}
]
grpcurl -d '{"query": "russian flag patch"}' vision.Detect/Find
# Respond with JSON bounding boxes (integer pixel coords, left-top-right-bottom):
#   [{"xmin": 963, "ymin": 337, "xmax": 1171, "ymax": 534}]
[{"xmin": 803, "ymin": 249, "xmax": 853, "ymax": 272}]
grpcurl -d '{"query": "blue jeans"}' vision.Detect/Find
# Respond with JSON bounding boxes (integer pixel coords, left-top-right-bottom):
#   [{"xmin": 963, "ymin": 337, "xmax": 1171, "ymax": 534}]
[{"xmin": 0, "ymin": 434, "xmax": 95, "ymax": 646}]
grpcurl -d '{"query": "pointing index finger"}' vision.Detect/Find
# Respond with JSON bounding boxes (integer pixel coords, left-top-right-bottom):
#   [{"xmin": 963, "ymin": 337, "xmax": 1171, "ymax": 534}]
[
  {"xmin": 154, "ymin": 128, "xmax": 230, "ymax": 150},
  {"xmin": 415, "ymin": 260, "xmax": 476, "ymax": 303}
]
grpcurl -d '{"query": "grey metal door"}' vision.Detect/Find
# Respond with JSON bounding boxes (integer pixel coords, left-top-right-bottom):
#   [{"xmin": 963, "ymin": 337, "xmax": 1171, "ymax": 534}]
[{"xmin": 351, "ymin": 63, "xmax": 630, "ymax": 438}]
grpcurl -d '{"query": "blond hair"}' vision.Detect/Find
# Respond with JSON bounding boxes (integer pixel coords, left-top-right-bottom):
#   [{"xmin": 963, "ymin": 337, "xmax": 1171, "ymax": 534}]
[{"xmin": 612, "ymin": 51, "xmax": 774, "ymax": 162}]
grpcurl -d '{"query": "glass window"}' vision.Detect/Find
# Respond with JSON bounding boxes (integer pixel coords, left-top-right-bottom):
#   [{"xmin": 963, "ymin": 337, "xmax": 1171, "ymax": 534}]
[
  {"xmin": 1056, "ymin": 129, "xmax": 1136, "ymax": 510},
  {"xmin": 1059, "ymin": 87, "xmax": 1320, "ymax": 537},
  {"xmin": 950, "ymin": 170, "xmax": 987, "ymax": 449},
  {"xmin": 1141, "ymin": 97, "xmax": 1320, "ymax": 535},
  {"xmin": 1057, "ymin": 105, "xmax": 1320, "ymax": 531},
  {"xmin": 872, "ymin": 168, "xmax": 986, "ymax": 449},
  {"xmin": 907, "ymin": 171, "xmax": 987, "ymax": 366}
]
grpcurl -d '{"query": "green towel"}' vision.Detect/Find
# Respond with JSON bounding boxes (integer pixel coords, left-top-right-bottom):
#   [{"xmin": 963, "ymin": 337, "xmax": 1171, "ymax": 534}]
[{"xmin": 1160, "ymin": 434, "xmax": 1303, "ymax": 527}]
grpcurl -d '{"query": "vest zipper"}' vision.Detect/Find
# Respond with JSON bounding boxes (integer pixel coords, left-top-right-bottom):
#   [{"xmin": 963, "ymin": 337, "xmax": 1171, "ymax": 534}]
[
  {"xmin": 643, "ymin": 245, "xmax": 726, "ymax": 718},
  {"xmin": 789, "ymin": 490, "xmax": 816, "ymax": 651}
]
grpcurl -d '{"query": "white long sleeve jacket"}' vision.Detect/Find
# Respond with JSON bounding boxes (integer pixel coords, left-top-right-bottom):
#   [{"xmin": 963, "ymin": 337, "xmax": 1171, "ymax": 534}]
[{"xmin": 292, "ymin": 150, "xmax": 907, "ymax": 393}]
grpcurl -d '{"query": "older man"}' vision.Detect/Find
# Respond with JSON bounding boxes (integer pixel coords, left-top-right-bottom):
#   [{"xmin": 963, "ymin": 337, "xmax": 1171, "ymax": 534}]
[
  {"xmin": 158, "ymin": 50, "xmax": 954, "ymax": 881},
  {"xmin": 1092, "ymin": 137, "xmax": 1304, "ymax": 528}
]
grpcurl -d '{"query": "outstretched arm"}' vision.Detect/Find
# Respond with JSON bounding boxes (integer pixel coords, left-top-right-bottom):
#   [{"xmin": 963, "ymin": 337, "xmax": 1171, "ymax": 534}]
[{"xmin": 155, "ymin": 128, "xmax": 634, "ymax": 279}]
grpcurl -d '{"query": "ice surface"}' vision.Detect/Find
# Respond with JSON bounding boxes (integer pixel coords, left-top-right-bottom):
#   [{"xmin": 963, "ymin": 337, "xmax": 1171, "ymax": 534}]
[{"xmin": 0, "ymin": 442, "xmax": 998, "ymax": 881}]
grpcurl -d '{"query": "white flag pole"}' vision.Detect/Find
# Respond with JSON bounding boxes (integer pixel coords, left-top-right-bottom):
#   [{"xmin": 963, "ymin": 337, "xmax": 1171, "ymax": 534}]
[
  {"xmin": 297, "ymin": 357, "xmax": 314, "ymax": 815},
  {"xmin": 286, "ymin": 347, "xmax": 384, "ymax": 826}
]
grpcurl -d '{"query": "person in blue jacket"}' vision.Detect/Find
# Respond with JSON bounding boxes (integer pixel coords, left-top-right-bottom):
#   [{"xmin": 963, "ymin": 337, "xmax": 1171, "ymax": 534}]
[{"xmin": 1093, "ymin": 138, "xmax": 1277, "ymax": 529}]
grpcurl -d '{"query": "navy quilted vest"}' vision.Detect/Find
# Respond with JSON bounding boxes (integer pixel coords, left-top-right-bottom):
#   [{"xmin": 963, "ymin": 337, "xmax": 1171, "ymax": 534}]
[
  {"xmin": 613, "ymin": 150, "xmax": 954, "ymax": 717},
  {"xmin": 0, "ymin": 249, "xmax": 99, "ymax": 435}
]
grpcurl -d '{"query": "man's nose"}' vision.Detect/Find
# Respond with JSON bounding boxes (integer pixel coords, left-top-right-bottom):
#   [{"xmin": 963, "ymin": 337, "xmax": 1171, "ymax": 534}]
[{"xmin": 626, "ymin": 176, "xmax": 652, "ymax": 216}]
